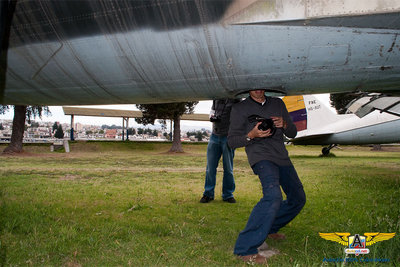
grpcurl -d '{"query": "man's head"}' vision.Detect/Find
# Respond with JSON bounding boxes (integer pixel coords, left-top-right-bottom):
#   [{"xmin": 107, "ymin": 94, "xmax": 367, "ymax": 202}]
[{"xmin": 249, "ymin": 89, "xmax": 266, "ymax": 103}]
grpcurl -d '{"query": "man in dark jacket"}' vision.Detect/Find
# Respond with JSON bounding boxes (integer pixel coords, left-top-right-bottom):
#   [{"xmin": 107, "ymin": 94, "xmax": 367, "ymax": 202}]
[
  {"xmin": 228, "ymin": 89, "xmax": 306, "ymax": 264},
  {"xmin": 200, "ymin": 99, "xmax": 237, "ymax": 203}
]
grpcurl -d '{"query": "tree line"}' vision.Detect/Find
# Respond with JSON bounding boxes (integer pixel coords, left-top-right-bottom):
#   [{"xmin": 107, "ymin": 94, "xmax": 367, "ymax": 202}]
[{"xmin": 186, "ymin": 130, "xmax": 208, "ymax": 141}]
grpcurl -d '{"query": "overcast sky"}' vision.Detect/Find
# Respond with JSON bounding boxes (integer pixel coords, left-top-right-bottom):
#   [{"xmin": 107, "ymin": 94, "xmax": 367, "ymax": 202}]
[{"xmin": 0, "ymin": 94, "xmax": 332, "ymax": 131}]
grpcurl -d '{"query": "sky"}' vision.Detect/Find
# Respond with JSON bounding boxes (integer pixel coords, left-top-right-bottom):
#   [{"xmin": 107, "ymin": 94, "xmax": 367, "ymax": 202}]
[{"xmin": 0, "ymin": 94, "xmax": 333, "ymax": 131}]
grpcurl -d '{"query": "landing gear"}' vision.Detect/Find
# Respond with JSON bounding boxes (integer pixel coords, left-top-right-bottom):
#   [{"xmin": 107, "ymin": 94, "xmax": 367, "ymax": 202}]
[{"xmin": 322, "ymin": 144, "xmax": 337, "ymax": 156}]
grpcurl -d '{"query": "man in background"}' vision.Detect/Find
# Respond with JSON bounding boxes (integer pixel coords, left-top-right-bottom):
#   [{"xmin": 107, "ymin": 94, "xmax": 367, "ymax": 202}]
[{"xmin": 200, "ymin": 99, "xmax": 237, "ymax": 203}]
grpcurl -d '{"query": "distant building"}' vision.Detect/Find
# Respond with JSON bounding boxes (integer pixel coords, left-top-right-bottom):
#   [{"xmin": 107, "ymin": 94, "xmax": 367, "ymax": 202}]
[
  {"xmin": 105, "ymin": 129, "xmax": 117, "ymax": 139},
  {"xmin": 75, "ymin": 122, "xmax": 84, "ymax": 132}
]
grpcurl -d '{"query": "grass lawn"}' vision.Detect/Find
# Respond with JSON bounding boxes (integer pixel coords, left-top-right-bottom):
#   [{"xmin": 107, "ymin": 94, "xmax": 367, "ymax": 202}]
[{"xmin": 0, "ymin": 141, "xmax": 399, "ymax": 266}]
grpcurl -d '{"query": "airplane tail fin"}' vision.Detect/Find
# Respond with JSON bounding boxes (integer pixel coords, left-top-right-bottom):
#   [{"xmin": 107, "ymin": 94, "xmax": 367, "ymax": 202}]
[
  {"xmin": 282, "ymin": 95, "xmax": 308, "ymax": 132},
  {"xmin": 282, "ymin": 95, "xmax": 339, "ymax": 134}
]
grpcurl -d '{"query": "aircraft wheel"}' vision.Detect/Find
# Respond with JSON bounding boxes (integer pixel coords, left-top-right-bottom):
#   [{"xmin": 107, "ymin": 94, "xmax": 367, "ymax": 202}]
[{"xmin": 322, "ymin": 147, "xmax": 330, "ymax": 156}]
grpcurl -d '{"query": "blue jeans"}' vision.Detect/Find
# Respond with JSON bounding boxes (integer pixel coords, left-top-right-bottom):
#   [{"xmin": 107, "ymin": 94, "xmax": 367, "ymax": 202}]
[
  {"xmin": 234, "ymin": 160, "xmax": 306, "ymax": 256},
  {"xmin": 203, "ymin": 134, "xmax": 235, "ymax": 200}
]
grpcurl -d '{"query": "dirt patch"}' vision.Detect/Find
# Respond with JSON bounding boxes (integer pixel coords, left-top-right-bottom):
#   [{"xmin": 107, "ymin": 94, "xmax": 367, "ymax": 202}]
[
  {"xmin": 160, "ymin": 150, "xmax": 186, "ymax": 155},
  {"xmin": 158, "ymin": 149, "xmax": 203, "ymax": 156},
  {"xmin": 1, "ymin": 150, "xmax": 35, "ymax": 157},
  {"xmin": 1, "ymin": 151, "xmax": 71, "ymax": 158},
  {"xmin": 371, "ymin": 146, "xmax": 400, "ymax": 152},
  {"xmin": 2, "ymin": 166, "xmax": 206, "ymax": 174},
  {"xmin": 59, "ymin": 174, "xmax": 82, "ymax": 181},
  {"xmin": 63, "ymin": 259, "xmax": 81, "ymax": 267}
]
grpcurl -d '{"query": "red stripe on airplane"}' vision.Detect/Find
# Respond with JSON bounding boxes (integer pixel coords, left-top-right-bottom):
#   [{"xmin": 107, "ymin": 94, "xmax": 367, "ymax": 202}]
[{"xmin": 294, "ymin": 120, "xmax": 307, "ymax": 131}]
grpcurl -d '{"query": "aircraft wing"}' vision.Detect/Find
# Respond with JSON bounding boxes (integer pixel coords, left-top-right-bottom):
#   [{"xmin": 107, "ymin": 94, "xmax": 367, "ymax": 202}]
[
  {"xmin": 2, "ymin": 0, "xmax": 400, "ymax": 105},
  {"xmin": 347, "ymin": 95, "xmax": 400, "ymax": 118},
  {"xmin": 290, "ymin": 133, "xmax": 334, "ymax": 145}
]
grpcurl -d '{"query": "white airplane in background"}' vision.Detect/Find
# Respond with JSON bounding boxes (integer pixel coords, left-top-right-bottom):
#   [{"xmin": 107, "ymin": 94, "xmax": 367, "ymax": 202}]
[
  {"xmin": 1, "ymin": 0, "xmax": 400, "ymax": 106},
  {"xmin": 282, "ymin": 95, "xmax": 400, "ymax": 155}
]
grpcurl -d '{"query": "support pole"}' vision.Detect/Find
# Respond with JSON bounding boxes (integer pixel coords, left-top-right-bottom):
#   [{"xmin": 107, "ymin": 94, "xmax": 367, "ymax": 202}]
[
  {"xmin": 122, "ymin": 117, "xmax": 125, "ymax": 141},
  {"xmin": 170, "ymin": 119, "xmax": 173, "ymax": 141},
  {"xmin": 126, "ymin": 118, "xmax": 129, "ymax": 141},
  {"xmin": 70, "ymin": 115, "xmax": 74, "ymax": 141}
]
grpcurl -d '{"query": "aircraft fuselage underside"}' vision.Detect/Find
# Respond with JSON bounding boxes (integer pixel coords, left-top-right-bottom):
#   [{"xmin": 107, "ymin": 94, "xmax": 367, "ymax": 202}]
[{"xmin": 2, "ymin": 0, "xmax": 400, "ymax": 105}]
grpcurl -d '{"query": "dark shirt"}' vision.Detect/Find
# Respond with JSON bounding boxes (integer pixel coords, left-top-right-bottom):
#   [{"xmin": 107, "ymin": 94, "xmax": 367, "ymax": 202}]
[
  {"xmin": 228, "ymin": 96, "xmax": 297, "ymax": 166},
  {"xmin": 212, "ymin": 99, "xmax": 236, "ymax": 136}
]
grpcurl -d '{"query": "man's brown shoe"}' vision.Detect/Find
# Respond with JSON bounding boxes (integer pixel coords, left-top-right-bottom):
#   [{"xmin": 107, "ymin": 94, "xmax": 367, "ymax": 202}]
[
  {"xmin": 268, "ymin": 233, "xmax": 286, "ymax": 240},
  {"xmin": 238, "ymin": 253, "xmax": 267, "ymax": 264}
]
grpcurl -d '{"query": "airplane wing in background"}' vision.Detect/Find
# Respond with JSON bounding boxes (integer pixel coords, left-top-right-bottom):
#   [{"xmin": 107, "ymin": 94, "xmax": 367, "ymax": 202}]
[
  {"xmin": 346, "ymin": 94, "xmax": 400, "ymax": 118},
  {"xmin": 283, "ymin": 95, "xmax": 400, "ymax": 154},
  {"xmin": 287, "ymin": 133, "xmax": 334, "ymax": 146}
]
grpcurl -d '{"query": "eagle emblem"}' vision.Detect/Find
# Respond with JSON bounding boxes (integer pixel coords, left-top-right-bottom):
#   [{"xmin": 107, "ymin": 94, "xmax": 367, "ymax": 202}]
[{"xmin": 319, "ymin": 232, "xmax": 395, "ymax": 256}]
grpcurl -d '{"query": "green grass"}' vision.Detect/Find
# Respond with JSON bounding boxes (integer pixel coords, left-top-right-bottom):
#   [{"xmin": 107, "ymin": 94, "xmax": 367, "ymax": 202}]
[{"xmin": 0, "ymin": 142, "xmax": 399, "ymax": 266}]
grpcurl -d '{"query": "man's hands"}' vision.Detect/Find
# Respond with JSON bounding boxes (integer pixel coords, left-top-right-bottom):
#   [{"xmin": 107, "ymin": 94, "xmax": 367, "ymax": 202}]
[
  {"xmin": 271, "ymin": 116, "xmax": 287, "ymax": 129},
  {"xmin": 247, "ymin": 116, "xmax": 286, "ymax": 139},
  {"xmin": 247, "ymin": 122, "xmax": 271, "ymax": 139}
]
